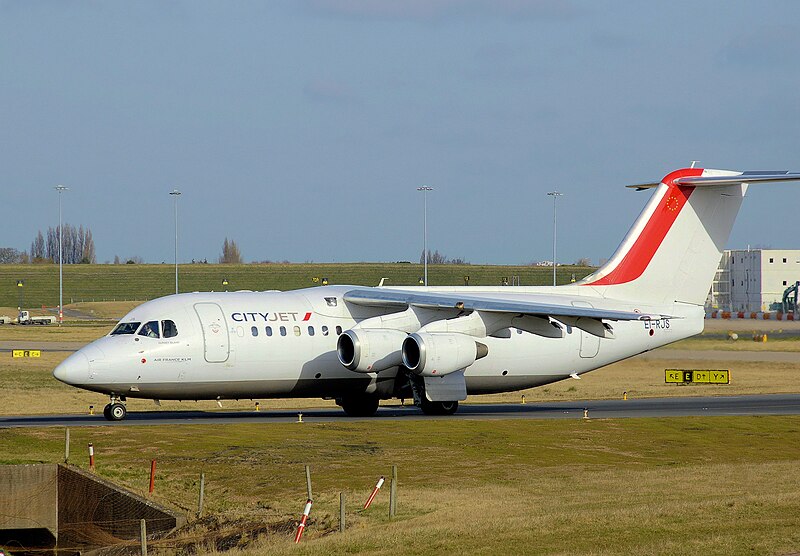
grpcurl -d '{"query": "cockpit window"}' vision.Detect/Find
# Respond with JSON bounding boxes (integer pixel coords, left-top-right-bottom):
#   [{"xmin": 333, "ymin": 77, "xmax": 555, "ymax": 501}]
[
  {"xmin": 110, "ymin": 322, "xmax": 141, "ymax": 335},
  {"xmin": 162, "ymin": 320, "xmax": 178, "ymax": 338},
  {"xmin": 138, "ymin": 321, "xmax": 160, "ymax": 338}
]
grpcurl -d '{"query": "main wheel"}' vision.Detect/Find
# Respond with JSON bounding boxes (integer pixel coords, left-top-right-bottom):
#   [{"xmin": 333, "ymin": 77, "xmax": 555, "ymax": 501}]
[
  {"xmin": 339, "ymin": 396, "xmax": 380, "ymax": 417},
  {"xmin": 107, "ymin": 403, "xmax": 127, "ymax": 421},
  {"xmin": 103, "ymin": 404, "xmax": 112, "ymax": 420},
  {"xmin": 419, "ymin": 399, "xmax": 459, "ymax": 416}
]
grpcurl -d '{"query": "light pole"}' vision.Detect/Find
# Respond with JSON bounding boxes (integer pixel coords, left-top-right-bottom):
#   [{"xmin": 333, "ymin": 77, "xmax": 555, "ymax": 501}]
[
  {"xmin": 417, "ymin": 186, "xmax": 433, "ymax": 286},
  {"xmin": 55, "ymin": 184, "xmax": 68, "ymax": 324},
  {"xmin": 170, "ymin": 189, "xmax": 181, "ymax": 294},
  {"xmin": 547, "ymin": 191, "xmax": 563, "ymax": 286}
]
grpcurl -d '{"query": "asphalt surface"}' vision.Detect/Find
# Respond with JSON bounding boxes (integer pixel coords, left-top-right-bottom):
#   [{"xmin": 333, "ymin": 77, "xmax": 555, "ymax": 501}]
[{"xmin": 2, "ymin": 394, "xmax": 799, "ymax": 428}]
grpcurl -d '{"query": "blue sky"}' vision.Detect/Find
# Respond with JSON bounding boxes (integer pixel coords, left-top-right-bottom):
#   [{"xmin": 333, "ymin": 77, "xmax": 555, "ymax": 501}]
[{"xmin": 2, "ymin": 1, "xmax": 800, "ymax": 265}]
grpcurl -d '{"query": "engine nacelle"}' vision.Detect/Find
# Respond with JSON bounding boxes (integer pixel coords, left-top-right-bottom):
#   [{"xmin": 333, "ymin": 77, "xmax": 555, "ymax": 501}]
[
  {"xmin": 337, "ymin": 328, "xmax": 407, "ymax": 373},
  {"xmin": 401, "ymin": 332, "xmax": 488, "ymax": 377}
]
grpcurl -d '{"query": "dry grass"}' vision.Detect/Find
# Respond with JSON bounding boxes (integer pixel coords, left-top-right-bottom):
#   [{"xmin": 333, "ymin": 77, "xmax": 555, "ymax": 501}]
[
  {"xmin": 0, "ymin": 349, "xmax": 798, "ymax": 416},
  {"xmin": 2, "ymin": 418, "xmax": 799, "ymax": 555}
]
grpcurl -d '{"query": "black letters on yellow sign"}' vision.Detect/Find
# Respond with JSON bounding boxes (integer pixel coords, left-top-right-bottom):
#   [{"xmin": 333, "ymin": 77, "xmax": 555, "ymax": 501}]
[
  {"xmin": 12, "ymin": 350, "xmax": 41, "ymax": 358},
  {"xmin": 665, "ymin": 369, "xmax": 729, "ymax": 384}
]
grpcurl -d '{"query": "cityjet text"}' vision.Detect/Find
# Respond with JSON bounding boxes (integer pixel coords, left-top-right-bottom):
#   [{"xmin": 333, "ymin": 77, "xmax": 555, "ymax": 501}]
[{"xmin": 231, "ymin": 312, "xmax": 312, "ymax": 322}]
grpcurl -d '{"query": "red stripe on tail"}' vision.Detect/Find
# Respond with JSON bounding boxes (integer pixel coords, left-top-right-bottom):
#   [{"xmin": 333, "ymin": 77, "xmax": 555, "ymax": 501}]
[{"xmin": 585, "ymin": 168, "xmax": 703, "ymax": 286}]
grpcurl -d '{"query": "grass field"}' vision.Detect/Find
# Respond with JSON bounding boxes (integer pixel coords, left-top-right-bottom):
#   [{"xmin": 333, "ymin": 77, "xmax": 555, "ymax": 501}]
[
  {"xmin": 2, "ymin": 418, "xmax": 799, "ymax": 554},
  {"xmin": 0, "ymin": 263, "xmax": 594, "ymax": 309},
  {"xmin": 2, "ymin": 298, "xmax": 799, "ymax": 554}
]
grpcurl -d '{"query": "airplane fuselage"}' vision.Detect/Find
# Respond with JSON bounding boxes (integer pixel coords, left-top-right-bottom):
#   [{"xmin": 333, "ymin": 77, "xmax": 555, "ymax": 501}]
[{"xmin": 54, "ymin": 285, "xmax": 703, "ymax": 402}]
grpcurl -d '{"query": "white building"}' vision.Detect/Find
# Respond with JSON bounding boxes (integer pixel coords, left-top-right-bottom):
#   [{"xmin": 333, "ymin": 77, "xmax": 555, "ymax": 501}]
[{"xmin": 708, "ymin": 249, "xmax": 800, "ymax": 312}]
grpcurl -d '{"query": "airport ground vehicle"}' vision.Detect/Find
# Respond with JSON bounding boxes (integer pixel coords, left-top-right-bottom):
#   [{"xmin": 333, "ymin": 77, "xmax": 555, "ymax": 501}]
[{"xmin": 0, "ymin": 310, "xmax": 57, "ymax": 325}]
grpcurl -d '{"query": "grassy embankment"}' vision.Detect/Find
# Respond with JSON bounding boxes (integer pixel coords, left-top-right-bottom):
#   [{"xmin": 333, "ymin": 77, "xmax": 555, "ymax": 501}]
[
  {"xmin": 0, "ymin": 262, "xmax": 594, "ymax": 309},
  {"xmin": 2, "ymin": 418, "xmax": 799, "ymax": 554}
]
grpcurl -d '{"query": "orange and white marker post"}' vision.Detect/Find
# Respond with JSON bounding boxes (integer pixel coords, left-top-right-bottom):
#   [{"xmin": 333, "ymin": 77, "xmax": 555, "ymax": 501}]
[
  {"xmin": 294, "ymin": 499, "xmax": 313, "ymax": 543},
  {"xmin": 363, "ymin": 476, "xmax": 385, "ymax": 510},
  {"xmin": 149, "ymin": 460, "xmax": 157, "ymax": 493},
  {"xmin": 88, "ymin": 443, "xmax": 95, "ymax": 471}
]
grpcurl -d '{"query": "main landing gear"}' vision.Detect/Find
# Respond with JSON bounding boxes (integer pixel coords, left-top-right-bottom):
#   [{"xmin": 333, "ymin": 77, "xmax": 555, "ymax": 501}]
[
  {"xmin": 103, "ymin": 396, "xmax": 127, "ymax": 421},
  {"xmin": 419, "ymin": 399, "xmax": 459, "ymax": 416},
  {"xmin": 337, "ymin": 395, "xmax": 380, "ymax": 417},
  {"xmin": 406, "ymin": 373, "xmax": 460, "ymax": 415}
]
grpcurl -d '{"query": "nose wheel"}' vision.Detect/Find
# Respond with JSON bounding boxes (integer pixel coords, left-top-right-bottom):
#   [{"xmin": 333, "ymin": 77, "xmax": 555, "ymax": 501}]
[{"xmin": 103, "ymin": 399, "xmax": 128, "ymax": 421}]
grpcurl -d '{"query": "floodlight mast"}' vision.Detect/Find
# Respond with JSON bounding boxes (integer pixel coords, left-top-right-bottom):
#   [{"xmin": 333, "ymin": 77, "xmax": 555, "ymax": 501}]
[
  {"xmin": 417, "ymin": 186, "xmax": 433, "ymax": 286},
  {"xmin": 547, "ymin": 191, "xmax": 563, "ymax": 286},
  {"xmin": 55, "ymin": 184, "xmax": 69, "ymax": 325},
  {"xmin": 170, "ymin": 189, "xmax": 181, "ymax": 294}
]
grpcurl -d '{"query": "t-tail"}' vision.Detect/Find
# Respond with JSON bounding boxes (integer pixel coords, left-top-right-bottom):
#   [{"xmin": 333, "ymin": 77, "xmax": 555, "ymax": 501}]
[{"xmin": 578, "ymin": 168, "xmax": 800, "ymax": 306}]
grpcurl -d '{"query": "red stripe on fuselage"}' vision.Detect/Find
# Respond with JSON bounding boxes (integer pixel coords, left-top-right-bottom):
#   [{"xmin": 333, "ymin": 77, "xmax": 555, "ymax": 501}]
[{"xmin": 584, "ymin": 168, "xmax": 703, "ymax": 286}]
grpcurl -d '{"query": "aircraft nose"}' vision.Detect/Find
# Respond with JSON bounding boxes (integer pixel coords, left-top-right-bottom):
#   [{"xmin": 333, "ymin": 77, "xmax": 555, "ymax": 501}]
[{"xmin": 53, "ymin": 351, "xmax": 90, "ymax": 385}]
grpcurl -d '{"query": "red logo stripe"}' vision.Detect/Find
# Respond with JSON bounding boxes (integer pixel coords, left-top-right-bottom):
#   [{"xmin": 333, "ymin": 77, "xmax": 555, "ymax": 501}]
[{"xmin": 585, "ymin": 168, "xmax": 703, "ymax": 286}]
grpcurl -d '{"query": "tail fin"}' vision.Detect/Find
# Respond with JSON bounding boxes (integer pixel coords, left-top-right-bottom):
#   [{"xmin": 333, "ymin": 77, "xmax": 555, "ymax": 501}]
[{"xmin": 579, "ymin": 168, "xmax": 800, "ymax": 306}]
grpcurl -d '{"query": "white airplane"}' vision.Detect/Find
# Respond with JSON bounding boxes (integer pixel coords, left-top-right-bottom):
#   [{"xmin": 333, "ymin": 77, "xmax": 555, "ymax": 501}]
[{"xmin": 54, "ymin": 167, "xmax": 800, "ymax": 420}]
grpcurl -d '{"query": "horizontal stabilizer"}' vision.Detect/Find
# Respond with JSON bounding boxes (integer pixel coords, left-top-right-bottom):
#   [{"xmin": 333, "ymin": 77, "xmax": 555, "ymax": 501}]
[{"xmin": 627, "ymin": 171, "xmax": 800, "ymax": 190}]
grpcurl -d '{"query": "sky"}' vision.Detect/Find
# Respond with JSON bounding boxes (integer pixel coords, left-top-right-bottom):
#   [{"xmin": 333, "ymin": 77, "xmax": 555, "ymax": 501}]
[{"xmin": 2, "ymin": 1, "xmax": 800, "ymax": 266}]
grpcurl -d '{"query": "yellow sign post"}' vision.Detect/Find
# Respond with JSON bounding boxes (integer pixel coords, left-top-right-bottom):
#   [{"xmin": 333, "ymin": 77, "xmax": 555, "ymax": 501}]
[
  {"xmin": 665, "ymin": 369, "xmax": 729, "ymax": 384},
  {"xmin": 12, "ymin": 350, "xmax": 42, "ymax": 358}
]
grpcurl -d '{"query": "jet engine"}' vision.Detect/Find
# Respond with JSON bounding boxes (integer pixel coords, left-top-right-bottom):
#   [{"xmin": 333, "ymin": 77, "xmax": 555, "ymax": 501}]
[
  {"xmin": 401, "ymin": 332, "xmax": 488, "ymax": 377},
  {"xmin": 337, "ymin": 329, "xmax": 407, "ymax": 373}
]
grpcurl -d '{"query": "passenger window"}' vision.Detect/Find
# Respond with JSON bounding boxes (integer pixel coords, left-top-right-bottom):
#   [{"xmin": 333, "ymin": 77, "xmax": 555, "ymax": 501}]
[
  {"xmin": 336, "ymin": 326, "xmax": 342, "ymax": 335},
  {"xmin": 322, "ymin": 325, "xmax": 329, "ymax": 336},
  {"xmin": 293, "ymin": 326, "xmax": 301, "ymax": 337},
  {"xmin": 308, "ymin": 326, "xmax": 315, "ymax": 336},
  {"xmin": 280, "ymin": 326, "xmax": 287, "ymax": 336},
  {"xmin": 138, "ymin": 321, "xmax": 160, "ymax": 338},
  {"xmin": 162, "ymin": 320, "xmax": 178, "ymax": 338},
  {"xmin": 266, "ymin": 326, "xmax": 273, "ymax": 337},
  {"xmin": 251, "ymin": 326, "xmax": 258, "ymax": 337}
]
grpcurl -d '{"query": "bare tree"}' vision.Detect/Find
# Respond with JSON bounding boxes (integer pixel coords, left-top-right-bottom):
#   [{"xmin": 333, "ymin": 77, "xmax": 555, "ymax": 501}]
[
  {"xmin": 0, "ymin": 247, "xmax": 23, "ymax": 263},
  {"xmin": 219, "ymin": 238, "xmax": 243, "ymax": 264},
  {"xmin": 30, "ymin": 231, "xmax": 46, "ymax": 261},
  {"xmin": 35, "ymin": 224, "xmax": 96, "ymax": 264},
  {"xmin": 419, "ymin": 249, "xmax": 469, "ymax": 265}
]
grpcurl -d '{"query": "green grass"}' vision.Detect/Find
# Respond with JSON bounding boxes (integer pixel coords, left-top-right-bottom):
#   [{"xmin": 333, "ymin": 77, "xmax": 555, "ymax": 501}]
[
  {"xmin": 0, "ymin": 263, "xmax": 594, "ymax": 308},
  {"xmin": 669, "ymin": 336, "xmax": 800, "ymax": 351},
  {"xmin": 2, "ymin": 418, "xmax": 799, "ymax": 554}
]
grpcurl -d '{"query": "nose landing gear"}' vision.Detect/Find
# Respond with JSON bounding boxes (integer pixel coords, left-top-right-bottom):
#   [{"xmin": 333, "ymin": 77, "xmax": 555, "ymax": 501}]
[{"xmin": 103, "ymin": 396, "xmax": 128, "ymax": 421}]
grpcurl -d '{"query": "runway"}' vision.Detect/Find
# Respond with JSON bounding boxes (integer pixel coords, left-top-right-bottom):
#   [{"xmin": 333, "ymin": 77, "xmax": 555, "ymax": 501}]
[{"xmin": 2, "ymin": 394, "xmax": 799, "ymax": 428}]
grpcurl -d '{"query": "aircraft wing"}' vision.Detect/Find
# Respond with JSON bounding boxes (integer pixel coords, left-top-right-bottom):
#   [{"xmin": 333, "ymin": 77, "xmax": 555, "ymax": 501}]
[{"xmin": 342, "ymin": 287, "xmax": 657, "ymax": 321}]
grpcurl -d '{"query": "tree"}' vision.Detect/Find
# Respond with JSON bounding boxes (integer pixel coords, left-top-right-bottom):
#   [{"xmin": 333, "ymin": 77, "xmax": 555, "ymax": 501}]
[
  {"xmin": 0, "ymin": 247, "xmax": 23, "ymax": 264},
  {"xmin": 30, "ymin": 231, "xmax": 45, "ymax": 261},
  {"xmin": 219, "ymin": 238, "xmax": 243, "ymax": 264},
  {"xmin": 575, "ymin": 257, "xmax": 592, "ymax": 266},
  {"xmin": 419, "ymin": 249, "xmax": 469, "ymax": 265},
  {"xmin": 32, "ymin": 224, "xmax": 96, "ymax": 264}
]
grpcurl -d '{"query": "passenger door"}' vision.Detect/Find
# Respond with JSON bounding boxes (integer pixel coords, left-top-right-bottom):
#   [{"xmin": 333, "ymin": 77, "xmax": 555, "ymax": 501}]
[{"xmin": 194, "ymin": 303, "xmax": 230, "ymax": 363}]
